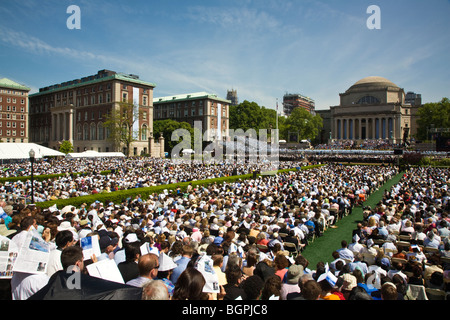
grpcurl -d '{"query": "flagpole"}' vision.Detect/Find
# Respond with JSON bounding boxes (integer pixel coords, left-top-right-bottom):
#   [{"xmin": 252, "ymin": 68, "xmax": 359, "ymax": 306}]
[{"xmin": 276, "ymin": 98, "xmax": 278, "ymax": 131}]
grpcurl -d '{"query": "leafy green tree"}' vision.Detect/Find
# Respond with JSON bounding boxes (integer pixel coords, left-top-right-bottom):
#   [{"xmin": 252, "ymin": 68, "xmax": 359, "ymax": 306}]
[
  {"xmin": 282, "ymin": 107, "xmax": 323, "ymax": 141},
  {"xmin": 59, "ymin": 140, "xmax": 74, "ymax": 154},
  {"xmin": 229, "ymin": 100, "xmax": 279, "ymax": 140},
  {"xmin": 153, "ymin": 119, "xmax": 194, "ymax": 154},
  {"xmin": 416, "ymin": 98, "xmax": 450, "ymax": 141},
  {"xmin": 103, "ymin": 99, "xmax": 142, "ymax": 156}
]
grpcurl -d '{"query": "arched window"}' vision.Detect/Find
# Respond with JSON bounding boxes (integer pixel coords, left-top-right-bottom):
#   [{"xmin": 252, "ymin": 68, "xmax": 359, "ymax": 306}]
[
  {"xmin": 77, "ymin": 124, "xmax": 82, "ymax": 141},
  {"xmin": 83, "ymin": 124, "xmax": 89, "ymax": 141},
  {"xmin": 90, "ymin": 123, "xmax": 96, "ymax": 140},
  {"xmin": 98, "ymin": 122, "xmax": 104, "ymax": 140},
  {"xmin": 141, "ymin": 124, "xmax": 148, "ymax": 141},
  {"xmin": 357, "ymin": 96, "xmax": 380, "ymax": 104}
]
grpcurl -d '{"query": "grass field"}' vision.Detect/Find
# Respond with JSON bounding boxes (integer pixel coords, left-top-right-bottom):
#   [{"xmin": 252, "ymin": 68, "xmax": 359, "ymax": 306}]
[{"xmin": 300, "ymin": 171, "xmax": 405, "ymax": 268}]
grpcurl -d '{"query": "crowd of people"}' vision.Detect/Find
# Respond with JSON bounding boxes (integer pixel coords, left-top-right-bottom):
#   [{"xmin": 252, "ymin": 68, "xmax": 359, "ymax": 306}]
[
  {"xmin": 314, "ymin": 139, "xmax": 401, "ymax": 151},
  {"xmin": 0, "ymin": 158, "xmax": 304, "ymax": 203},
  {"xmin": 6, "ymin": 162, "xmax": 439, "ymax": 300}
]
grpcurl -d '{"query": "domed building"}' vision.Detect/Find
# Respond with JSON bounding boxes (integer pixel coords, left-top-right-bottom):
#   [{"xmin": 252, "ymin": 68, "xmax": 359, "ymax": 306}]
[{"xmin": 330, "ymin": 76, "xmax": 419, "ymax": 144}]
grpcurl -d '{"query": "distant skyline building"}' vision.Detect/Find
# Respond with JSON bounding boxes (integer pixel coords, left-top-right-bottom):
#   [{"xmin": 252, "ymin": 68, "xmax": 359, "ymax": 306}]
[
  {"xmin": 282, "ymin": 93, "xmax": 315, "ymax": 116},
  {"xmin": 153, "ymin": 92, "xmax": 230, "ymax": 142},
  {"xmin": 29, "ymin": 69, "xmax": 164, "ymax": 157},
  {"xmin": 405, "ymin": 91, "xmax": 422, "ymax": 106},
  {"xmin": 226, "ymin": 89, "xmax": 238, "ymax": 106},
  {"xmin": 0, "ymin": 78, "xmax": 31, "ymax": 143}
]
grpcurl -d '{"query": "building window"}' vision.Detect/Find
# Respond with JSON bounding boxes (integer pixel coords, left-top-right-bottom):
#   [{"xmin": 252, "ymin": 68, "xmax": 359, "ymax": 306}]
[
  {"xmin": 141, "ymin": 124, "xmax": 147, "ymax": 141},
  {"xmin": 98, "ymin": 123, "xmax": 104, "ymax": 140},
  {"xmin": 357, "ymin": 96, "xmax": 380, "ymax": 104},
  {"xmin": 90, "ymin": 123, "xmax": 96, "ymax": 140},
  {"xmin": 143, "ymin": 96, "xmax": 147, "ymax": 106},
  {"xmin": 83, "ymin": 124, "xmax": 89, "ymax": 140}
]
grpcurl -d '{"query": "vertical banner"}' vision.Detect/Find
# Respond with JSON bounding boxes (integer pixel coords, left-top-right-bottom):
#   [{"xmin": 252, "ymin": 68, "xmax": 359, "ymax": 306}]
[
  {"xmin": 217, "ymin": 103, "xmax": 222, "ymax": 141},
  {"xmin": 132, "ymin": 87, "xmax": 140, "ymax": 140}
]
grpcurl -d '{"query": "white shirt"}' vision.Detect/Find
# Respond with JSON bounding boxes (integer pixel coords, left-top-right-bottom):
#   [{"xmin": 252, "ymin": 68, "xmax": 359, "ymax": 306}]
[
  {"xmin": 46, "ymin": 248, "xmax": 63, "ymax": 278},
  {"xmin": 12, "ymin": 273, "xmax": 49, "ymax": 300}
]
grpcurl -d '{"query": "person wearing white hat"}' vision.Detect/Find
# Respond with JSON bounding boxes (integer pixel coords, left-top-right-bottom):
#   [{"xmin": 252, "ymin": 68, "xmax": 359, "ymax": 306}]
[
  {"xmin": 57, "ymin": 220, "xmax": 79, "ymax": 242},
  {"xmin": 156, "ymin": 252, "xmax": 177, "ymax": 296},
  {"xmin": 117, "ymin": 235, "xmax": 141, "ymax": 283}
]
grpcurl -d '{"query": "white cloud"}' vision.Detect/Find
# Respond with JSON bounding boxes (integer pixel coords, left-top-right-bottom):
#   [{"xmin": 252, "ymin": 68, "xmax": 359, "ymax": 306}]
[{"xmin": 0, "ymin": 26, "xmax": 104, "ymax": 61}]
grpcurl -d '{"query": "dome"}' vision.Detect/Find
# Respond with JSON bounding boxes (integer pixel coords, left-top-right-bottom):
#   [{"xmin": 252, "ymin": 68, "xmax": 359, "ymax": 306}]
[{"xmin": 346, "ymin": 76, "xmax": 399, "ymax": 93}]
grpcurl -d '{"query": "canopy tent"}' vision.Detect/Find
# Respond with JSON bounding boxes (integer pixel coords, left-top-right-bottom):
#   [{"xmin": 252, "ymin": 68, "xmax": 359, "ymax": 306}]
[
  {"xmin": 0, "ymin": 143, "xmax": 64, "ymax": 160},
  {"xmin": 66, "ymin": 150, "xmax": 126, "ymax": 158},
  {"xmin": 28, "ymin": 271, "xmax": 143, "ymax": 300}
]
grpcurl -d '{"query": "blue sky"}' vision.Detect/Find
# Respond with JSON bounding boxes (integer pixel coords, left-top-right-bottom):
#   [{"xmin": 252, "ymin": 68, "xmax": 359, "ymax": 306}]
[{"xmin": 1, "ymin": 0, "xmax": 449, "ymax": 111}]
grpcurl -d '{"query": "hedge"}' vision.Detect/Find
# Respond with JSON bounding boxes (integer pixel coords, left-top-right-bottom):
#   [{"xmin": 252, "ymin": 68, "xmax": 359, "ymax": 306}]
[{"xmin": 34, "ymin": 164, "xmax": 325, "ymax": 209}]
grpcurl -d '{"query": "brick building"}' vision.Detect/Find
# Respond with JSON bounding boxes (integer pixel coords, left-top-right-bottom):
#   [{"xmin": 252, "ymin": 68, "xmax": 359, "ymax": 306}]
[
  {"xmin": 153, "ymin": 92, "xmax": 230, "ymax": 142},
  {"xmin": 29, "ymin": 69, "xmax": 164, "ymax": 157},
  {"xmin": 283, "ymin": 93, "xmax": 315, "ymax": 116},
  {"xmin": 0, "ymin": 78, "xmax": 31, "ymax": 143}
]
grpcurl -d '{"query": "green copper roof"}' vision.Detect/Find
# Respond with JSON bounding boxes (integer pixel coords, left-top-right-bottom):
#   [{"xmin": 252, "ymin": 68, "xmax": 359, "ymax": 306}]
[
  {"xmin": 29, "ymin": 73, "xmax": 156, "ymax": 97},
  {"xmin": 154, "ymin": 92, "xmax": 231, "ymax": 104},
  {"xmin": 0, "ymin": 78, "xmax": 31, "ymax": 91}
]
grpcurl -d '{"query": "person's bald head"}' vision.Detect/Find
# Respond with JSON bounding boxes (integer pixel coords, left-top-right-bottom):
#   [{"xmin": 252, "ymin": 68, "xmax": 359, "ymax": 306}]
[{"xmin": 138, "ymin": 253, "xmax": 159, "ymax": 279}]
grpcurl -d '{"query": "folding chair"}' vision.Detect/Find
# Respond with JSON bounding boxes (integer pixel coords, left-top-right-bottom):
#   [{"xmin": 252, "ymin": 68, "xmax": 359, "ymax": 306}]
[
  {"xmin": 425, "ymin": 288, "xmax": 446, "ymax": 300},
  {"xmin": 278, "ymin": 232, "xmax": 288, "ymax": 239},
  {"xmin": 391, "ymin": 257, "xmax": 408, "ymax": 265},
  {"xmin": 405, "ymin": 284, "xmax": 428, "ymax": 300},
  {"xmin": 283, "ymin": 242, "xmax": 299, "ymax": 258},
  {"xmin": 257, "ymin": 244, "xmax": 268, "ymax": 253},
  {"xmin": 398, "ymin": 235, "xmax": 412, "ymax": 242}
]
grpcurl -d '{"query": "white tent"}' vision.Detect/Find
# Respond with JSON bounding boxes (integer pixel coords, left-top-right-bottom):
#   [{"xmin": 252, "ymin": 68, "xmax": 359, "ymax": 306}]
[
  {"xmin": 66, "ymin": 150, "xmax": 126, "ymax": 158},
  {"xmin": 0, "ymin": 143, "xmax": 64, "ymax": 160}
]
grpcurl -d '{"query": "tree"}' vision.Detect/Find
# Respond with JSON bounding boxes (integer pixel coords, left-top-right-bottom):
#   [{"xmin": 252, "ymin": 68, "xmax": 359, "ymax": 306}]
[
  {"xmin": 416, "ymin": 98, "xmax": 450, "ymax": 141},
  {"xmin": 229, "ymin": 100, "xmax": 278, "ymax": 137},
  {"xmin": 282, "ymin": 107, "xmax": 323, "ymax": 142},
  {"xmin": 153, "ymin": 119, "xmax": 194, "ymax": 154},
  {"xmin": 103, "ymin": 99, "xmax": 142, "ymax": 156},
  {"xmin": 59, "ymin": 140, "xmax": 74, "ymax": 154}
]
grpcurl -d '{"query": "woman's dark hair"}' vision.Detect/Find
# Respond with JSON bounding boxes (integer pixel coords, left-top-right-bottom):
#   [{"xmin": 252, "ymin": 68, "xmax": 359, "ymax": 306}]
[
  {"xmin": 172, "ymin": 267, "xmax": 209, "ymax": 300},
  {"xmin": 260, "ymin": 275, "xmax": 282, "ymax": 300}
]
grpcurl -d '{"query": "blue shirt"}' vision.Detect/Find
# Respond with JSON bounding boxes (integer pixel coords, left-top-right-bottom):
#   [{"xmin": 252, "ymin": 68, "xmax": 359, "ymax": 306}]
[{"xmin": 170, "ymin": 256, "xmax": 191, "ymax": 284}]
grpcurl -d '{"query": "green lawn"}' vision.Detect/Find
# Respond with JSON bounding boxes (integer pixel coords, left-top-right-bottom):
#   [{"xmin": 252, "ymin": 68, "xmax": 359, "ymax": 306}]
[{"xmin": 300, "ymin": 171, "xmax": 405, "ymax": 268}]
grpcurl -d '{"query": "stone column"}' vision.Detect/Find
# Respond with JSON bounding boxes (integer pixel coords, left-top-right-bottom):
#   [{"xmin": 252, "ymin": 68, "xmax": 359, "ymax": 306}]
[
  {"xmin": 159, "ymin": 133, "xmax": 165, "ymax": 158},
  {"xmin": 56, "ymin": 113, "xmax": 61, "ymax": 142},
  {"xmin": 358, "ymin": 118, "xmax": 362, "ymax": 140},
  {"xmin": 68, "ymin": 109, "xmax": 74, "ymax": 143}
]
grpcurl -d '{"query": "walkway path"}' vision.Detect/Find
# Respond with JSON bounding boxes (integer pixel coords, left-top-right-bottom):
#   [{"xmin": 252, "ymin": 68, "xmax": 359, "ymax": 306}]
[{"xmin": 301, "ymin": 171, "xmax": 405, "ymax": 267}]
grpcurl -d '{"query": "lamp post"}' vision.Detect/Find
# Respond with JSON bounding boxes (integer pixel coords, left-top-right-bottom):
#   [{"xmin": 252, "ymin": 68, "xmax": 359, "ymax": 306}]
[{"xmin": 29, "ymin": 149, "xmax": 35, "ymax": 204}]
